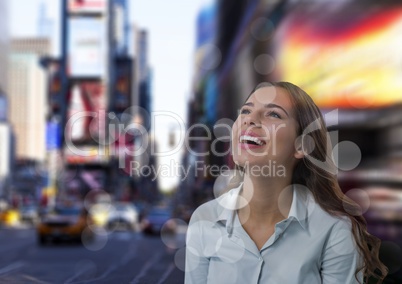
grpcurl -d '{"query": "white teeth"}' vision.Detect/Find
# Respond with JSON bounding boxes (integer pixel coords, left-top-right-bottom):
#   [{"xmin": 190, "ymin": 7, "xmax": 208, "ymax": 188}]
[{"xmin": 239, "ymin": 135, "xmax": 265, "ymax": 146}]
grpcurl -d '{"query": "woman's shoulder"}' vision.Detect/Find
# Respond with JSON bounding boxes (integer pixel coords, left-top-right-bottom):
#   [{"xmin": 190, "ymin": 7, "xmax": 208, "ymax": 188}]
[
  {"xmin": 309, "ymin": 198, "xmax": 353, "ymax": 232},
  {"xmin": 188, "ymin": 188, "xmax": 235, "ymax": 224},
  {"xmin": 190, "ymin": 199, "xmax": 219, "ymax": 221},
  {"xmin": 296, "ymin": 188, "xmax": 351, "ymax": 230}
]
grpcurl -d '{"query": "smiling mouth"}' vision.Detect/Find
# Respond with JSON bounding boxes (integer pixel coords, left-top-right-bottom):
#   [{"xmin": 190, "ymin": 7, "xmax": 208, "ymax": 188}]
[{"xmin": 239, "ymin": 135, "xmax": 266, "ymax": 146}]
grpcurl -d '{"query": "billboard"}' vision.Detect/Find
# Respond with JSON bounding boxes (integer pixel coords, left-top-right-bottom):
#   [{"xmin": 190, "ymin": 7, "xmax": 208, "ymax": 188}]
[
  {"xmin": 64, "ymin": 167, "xmax": 106, "ymax": 195},
  {"xmin": 68, "ymin": 18, "xmax": 106, "ymax": 78},
  {"xmin": 64, "ymin": 145, "xmax": 109, "ymax": 164},
  {"xmin": 65, "ymin": 81, "xmax": 107, "ymax": 144},
  {"xmin": 196, "ymin": 3, "xmax": 217, "ymax": 48},
  {"xmin": 46, "ymin": 121, "xmax": 61, "ymax": 150},
  {"xmin": 272, "ymin": 2, "xmax": 402, "ymax": 108},
  {"xmin": 68, "ymin": 0, "xmax": 107, "ymax": 15}
]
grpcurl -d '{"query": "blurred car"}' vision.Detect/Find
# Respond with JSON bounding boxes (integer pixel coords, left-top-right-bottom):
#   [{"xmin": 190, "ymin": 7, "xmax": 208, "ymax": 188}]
[
  {"xmin": 0, "ymin": 208, "xmax": 20, "ymax": 227},
  {"xmin": 36, "ymin": 206, "xmax": 93, "ymax": 245},
  {"xmin": 133, "ymin": 201, "xmax": 148, "ymax": 222},
  {"xmin": 20, "ymin": 205, "xmax": 39, "ymax": 225},
  {"xmin": 141, "ymin": 208, "xmax": 176, "ymax": 235},
  {"xmin": 106, "ymin": 202, "xmax": 139, "ymax": 231},
  {"xmin": 89, "ymin": 202, "xmax": 110, "ymax": 228}
]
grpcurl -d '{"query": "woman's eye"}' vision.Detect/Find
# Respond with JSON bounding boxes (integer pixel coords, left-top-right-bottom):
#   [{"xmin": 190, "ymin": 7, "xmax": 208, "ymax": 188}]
[
  {"xmin": 267, "ymin": 111, "xmax": 281, "ymax": 119},
  {"xmin": 240, "ymin": 108, "xmax": 251, "ymax": 115}
]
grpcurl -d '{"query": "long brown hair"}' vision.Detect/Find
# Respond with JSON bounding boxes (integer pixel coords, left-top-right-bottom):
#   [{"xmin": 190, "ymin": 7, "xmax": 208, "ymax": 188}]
[{"xmin": 244, "ymin": 81, "xmax": 388, "ymax": 283}]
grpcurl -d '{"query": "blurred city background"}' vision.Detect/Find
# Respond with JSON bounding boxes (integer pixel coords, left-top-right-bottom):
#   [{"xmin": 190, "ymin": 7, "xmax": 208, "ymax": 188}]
[{"xmin": 0, "ymin": 0, "xmax": 402, "ymax": 283}]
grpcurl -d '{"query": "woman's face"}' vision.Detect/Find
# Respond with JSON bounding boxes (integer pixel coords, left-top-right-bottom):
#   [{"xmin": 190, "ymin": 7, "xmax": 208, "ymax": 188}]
[{"xmin": 231, "ymin": 86, "xmax": 302, "ymax": 172}]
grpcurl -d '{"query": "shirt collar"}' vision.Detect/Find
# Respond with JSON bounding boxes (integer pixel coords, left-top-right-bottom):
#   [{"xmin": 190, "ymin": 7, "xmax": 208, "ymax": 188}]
[
  {"xmin": 287, "ymin": 185, "xmax": 309, "ymax": 230},
  {"xmin": 214, "ymin": 183, "xmax": 310, "ymax": 232},
  {"xmin": 213, "ymin": 183, "xmax": 242, "ymax": 234}
]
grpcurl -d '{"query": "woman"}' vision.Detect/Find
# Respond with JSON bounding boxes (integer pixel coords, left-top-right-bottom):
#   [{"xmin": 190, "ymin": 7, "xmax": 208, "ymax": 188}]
[{"xmin": 185, "ymin": 82, "xmax": 387, "ymax": 283}]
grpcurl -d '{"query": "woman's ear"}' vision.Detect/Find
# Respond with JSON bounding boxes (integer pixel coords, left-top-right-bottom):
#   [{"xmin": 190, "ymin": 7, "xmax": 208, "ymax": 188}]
[{"xmin": 294, "ymin": 136, "xmax": 305, "ymax": 159}]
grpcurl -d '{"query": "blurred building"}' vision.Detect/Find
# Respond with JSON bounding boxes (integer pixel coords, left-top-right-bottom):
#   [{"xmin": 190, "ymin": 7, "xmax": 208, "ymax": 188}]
[
  {"xmin": 181, "ymin": 1, "xmax": 219, "ymax": 206},
  {"xmin": 135, "ymin": 29, "xmax": 152, "ymax": 122},
  {"xmin": 51, "ymin": 0, "xmax": 158, "ymax": 203},
  {"xmin": 113, "ymin": 0, "xmax": 130, "ymax": 55},
  {"xmin": 9, "ymin": 38, "xmax": 51, "ymax": 162},
  {"xmin": 58, "ymin": 0, "xmax": 127, "ymax": 199},
  {"xmin": 127, "ymin": 27, "xmax": 159, "ymax": 203}
]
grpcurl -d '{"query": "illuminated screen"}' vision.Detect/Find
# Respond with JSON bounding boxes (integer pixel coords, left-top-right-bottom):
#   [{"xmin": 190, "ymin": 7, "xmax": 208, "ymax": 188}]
[
  {"xmin": 66, "ymin": 81, "xmax": 106, "ymax": 143},
  {"xmin": 68, "ymin": 0, "xmax": 106, "ymax": 14},
  {"xmin": 64, "ymin": 168, "xmax": 106, "ymax": 193},
  {"xmin": 273, "ymin": 2, "xmax": 402, "ymax": 108},
  {"xmin": 68, "ymin": 18, "xmax": 106, "ymax": 78}
]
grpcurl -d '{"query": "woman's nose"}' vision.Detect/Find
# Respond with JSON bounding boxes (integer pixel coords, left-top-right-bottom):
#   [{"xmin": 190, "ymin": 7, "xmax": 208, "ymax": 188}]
[{"xmin": 243, "ymin": 114, "xmax": 260, "ymax": 126}]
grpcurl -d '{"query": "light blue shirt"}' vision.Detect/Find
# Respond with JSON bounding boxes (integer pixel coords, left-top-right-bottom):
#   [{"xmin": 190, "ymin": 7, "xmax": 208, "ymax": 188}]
[{"xmin": 185, "ymin": 184, "xmax": 363, "ymax": 284}]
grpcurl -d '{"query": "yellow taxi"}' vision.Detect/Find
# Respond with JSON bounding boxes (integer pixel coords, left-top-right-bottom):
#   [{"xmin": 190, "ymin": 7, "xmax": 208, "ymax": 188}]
[
  {"xmin": 0, "ymin": 208, "xmax": 20, "ymax": 227},
  {"xmin": 37, "ymin": 206, "xmax": 94, "ymax": 245}
]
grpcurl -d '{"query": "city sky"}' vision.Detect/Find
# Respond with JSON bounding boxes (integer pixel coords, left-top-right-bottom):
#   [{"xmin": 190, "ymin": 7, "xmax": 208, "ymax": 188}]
[{"xmin": 10, "ymin": 0, "xmax": 211, "ymax": 190}]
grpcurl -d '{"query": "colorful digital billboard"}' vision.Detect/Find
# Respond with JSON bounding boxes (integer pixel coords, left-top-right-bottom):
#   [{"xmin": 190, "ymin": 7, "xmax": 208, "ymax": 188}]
[
  {"xmin": 63, "ymin": 167, "xmax": 106, "ymax": 195},
  {"xmin": 46, "ymin": 121, "xmax": 61, "ymax": 150},
  {"xmin": 64, "ymin": 145, "xmax": 109, "ymax": 164},
  {"xmin": 65, "ymin": 81, "xmax": 106, "ymax": 144},
  {"xmin": 68, "ymin": 0, "xmax": 107, "ymax": 15},
  {"xmin": 272, "ymin": 2, "xmax": 402, "ymax": 108}
]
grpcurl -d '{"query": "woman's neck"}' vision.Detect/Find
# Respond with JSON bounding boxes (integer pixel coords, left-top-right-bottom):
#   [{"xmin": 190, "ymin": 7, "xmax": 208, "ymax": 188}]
[{"xmin": 239, "ymin": 173, "xmax": 293, "ymax": 225}]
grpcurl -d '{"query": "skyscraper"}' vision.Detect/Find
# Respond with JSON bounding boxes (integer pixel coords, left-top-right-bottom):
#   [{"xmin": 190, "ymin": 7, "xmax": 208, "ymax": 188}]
[
  {"xmin": 9, "ymin": 38, "xmax": 51, "ymax": 162},
  {"xmin": 135, "ymin": 29, "xmax": 152, "ymax": 121},
  {"xmin": 113, "ymin": 0, "xmax": 130, "ymax": 55}
]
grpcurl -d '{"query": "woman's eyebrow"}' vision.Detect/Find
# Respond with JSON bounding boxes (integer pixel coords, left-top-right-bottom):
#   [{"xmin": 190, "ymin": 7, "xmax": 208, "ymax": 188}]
[
  {"xmin": 264, "ymin": 103, "xmax": 289, "ymax": 117},
  {"xmin": 242, "ymin": 102, "xmax": 289, "ymax": 117}
]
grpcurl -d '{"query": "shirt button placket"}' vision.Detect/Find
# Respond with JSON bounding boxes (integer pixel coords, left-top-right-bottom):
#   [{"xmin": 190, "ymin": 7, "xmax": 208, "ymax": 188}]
[{"xmin": 256, "ymin": 255, "xmax": 264, "ymax": 284}]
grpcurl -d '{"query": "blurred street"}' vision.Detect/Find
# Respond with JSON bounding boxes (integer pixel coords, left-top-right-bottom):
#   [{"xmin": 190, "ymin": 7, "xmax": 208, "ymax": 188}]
[{"xmin": 0, "ymin": 226, "xmax": 185, "ymax": 283}]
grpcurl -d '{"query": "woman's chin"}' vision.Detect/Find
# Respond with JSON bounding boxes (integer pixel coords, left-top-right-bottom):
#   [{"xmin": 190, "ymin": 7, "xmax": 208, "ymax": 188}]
[{"xmin": 233, "ymin": 158, "xmax": 265, "ymax": 168}]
